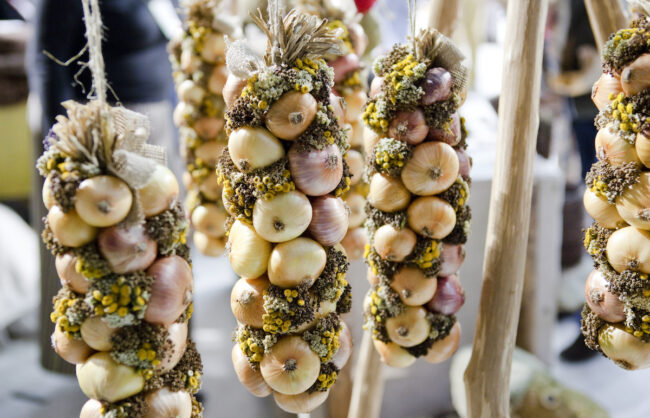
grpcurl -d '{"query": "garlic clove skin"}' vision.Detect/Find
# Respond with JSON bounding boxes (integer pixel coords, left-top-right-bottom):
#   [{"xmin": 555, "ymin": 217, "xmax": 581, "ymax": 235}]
[
  {"xmin": 385, "ymin": 306, "xmax": 430, "ymax": 347},
  {"xmin": 267, "ymin": 237, "xmax": 327, "ymax": 288},
  {"xmin": 330, "ymin": 93, "xmax": 346, "ymax": 126},
  {"xmin": 419, "ymin": 67, "xmax": 453, "ymax": 105},
  {"xmin": 428, "ymin": 112, "xmax": 461, "ymax": 146},
  {"xmin": 55, "ymin": 253, "xmax": 90, "ymax": 294},
  {"xmin": 253, "ymin": 191, "xmax": 312, "ymax": 243},
  {"xmin": 198, "ymin": 172, "xmax": 221, "ymax": 201},
  {"xmin": 598, "ymin": 324, "xmax": 650, "ymax": 370},
  {"xmin": 584, "ymin": 269, "xmax": 625, "ymax": 323},
  {"xmin": 76, "ymin": 352, "xmax": 145, "ymax": 402},
  {"xmin": 423, "ymin": 322, "xmax": 461, "ymax": 364},
  {"xmin": 265, "ymin": 91, "xmax": 318, "ymax": 141},
  {"xmin": 615, "ymin": 172, "xmax": 650, "ymax": 230},
  {"xmin": 331, "ymin": 53, "xmax": 360, "ymax": 83},
  {"xmin": 363, "ymin": 123, "xmax": 382, "ymax": 153},
  {"xmin": 407, "ymin": 196, "xmax": 456, "ymax": 239},
  {"xmin": 620, "ymin": 53, "xmax": 650, "ymax": 96},
  {"xmin": 439, "ymin": 244, "xmax": 466, "ymax": 276},
  {"xmin": 343, "ymin": 89, "xmax": 368, "ymax": 122},
  {"xmin": 178, "ymin": 79, "xmax": 205, "ymax": 105},
  {"xmin": 331, "ymin": 321, "xmax": 352, "ymax": 369},
  {"xmin": 98, "ymin": 224, "xmax": 158, "ymax": 274},
  {"xmin": 231, "ymin": 276, "xmax": 270, "ymax": 328},
  {"xmin": 388, "ymin": 109, "xmax": 429, "ymax": 145},
  {"xmin": 370, "ymin": 76, "xmax": 383, "ymax": 98},
  {"xmin": 193, "ymin": 231, "xmax": 226, "ymax": 257},
  {"xmin": 80, "ymin": 399, "xmax": 103, "ymax": 418},
  {"xmin": 274, "ymin": 390, "xmax": 330, "ymax": 414},
  {"xmin": 373, "ymin": 224, "xmax": 416, "ymax": 262},
  {"xmin": 426, "ymin": 275, "xmax": 465, "ymax": 315},
  {"xmin": 584, "ymin": 188, "xmax": 626, "ymax": 229},
  {"xmin": 456, "ymin": 149, "xmax": 471, "ymax": 180},
  {"xmin": 52, "ymin": 323, "xmax": 94, "ymax": 364},
  {"xmin": 346, "ymin": 149, "xmax": 365, "ymax": 186},
  {"xmin": 193, "ymin": 116, "xmax": 224, "ymax": 139},
  {"xmin": 390, "ymin": 266, "xmax": 438, "ymax": 306},
  {"xmin": 228, "ymin": 127, "xmax": 285, "ymax": 172},
  {"xmin": 194, "ymin": 141, "xmax": 226, "ymax": 169},
  {"xmin": 42, "ymin": 173, "xmax": 56, "ymax": 209},
  {"xmin": 232, "ymin": 344, "xmax": 272, "ymax": 397},
  {"xmin": 373, "ymin": 339, "xmax": 416, "ymax": 368},
  {"xmin": 191, "ymin": 203, "xmax": 227, "ymax": 237},
  {"xmin": 345, "ymin": 192, "xmax": 366, "ymax": 228},
  {"xmin": 75, "ymin": 175, "xmax": 133, "ymax": 227},
  {"xmin": 595, "ymin": 125, "xmax": 640, "ymax": 166},
  {"xmin": 47, "ymin": 207, "xmax": 98, "ymax": 248},
  {"xmin": 260, "ymin": 335, "xmax": 321, "ymax": 395},
  {"xmin": 145, "ymin": 255, "xmax": 194, "ymax": 326},
  {"xmin": 200, "ymin": 32, "xmax": 225, "ymax": 63},
  {"xmin": 368, "ymin": 173, "xmax": 411, "ymax": 213},
  {"xmin": 308, "ymin": 195, "xmax": 349, "ymax": 246},
  {"xmin": 80, "ymin": 316, "xmax": 116, "ymax": 351},
  {"xmin": 138, "ymin": 165, "xmax": 179, "ymax": 217},
  {"xmin": 228, "ymin": 220, "xmax": 272, "ymax": 279},
  {"xmin": 401, "ymin": 142, "xmax": 459, "ymax": 196},
  {"xmin": 592, "ymin": 73, "xmax": 623, "ymax": 110},
  {"xmin": 223, "ymin": 74, "xmax": 248, "ymax": 109},
  {"xmin": 606, "ymin": 226, "xmax": 650, "ymax": 274},
  {"xmin": 207, "ymin": 64, "xmax": 228, "ymax": 95},
  {"xmin": 144, "ymin": 387, "xmax": 192, "ymax": 418},
  {"xmin": 289, "ymin": 143, "xmax": 343, "ymax": 197},
  {"xmin": 157, "ymin": 322, "xmax": 188, "ymax": 373},
  {"xmin": 341, "ymin": 227, "xmax": 368, "ymax": 260},
  {"xmin": 636, "ymin": 131, "xmax": 650, "ymax": 169}
]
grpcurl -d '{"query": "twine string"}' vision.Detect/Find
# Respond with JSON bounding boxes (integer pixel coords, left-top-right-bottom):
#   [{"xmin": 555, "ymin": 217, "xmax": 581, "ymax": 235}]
[{"xmin": 80, "ymin": 0, "xmax": 107, "ymax": 106}]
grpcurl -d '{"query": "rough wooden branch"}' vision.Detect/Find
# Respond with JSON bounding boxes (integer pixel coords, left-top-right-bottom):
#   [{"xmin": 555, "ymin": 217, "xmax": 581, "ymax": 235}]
[
  {"xmin": 428, "ymin": 0, "xmax": 461, "ymax": 37},
  {"xmin": 584, "ymin": 0, "xmax": 627, "ymax": 50},
  {"xmin": 347, "ymin": 332, "xmax": 384, "ymax": 418},
  {"xmin": 463, "ymin": 0, "xmax": 548, "ymax": 417}
]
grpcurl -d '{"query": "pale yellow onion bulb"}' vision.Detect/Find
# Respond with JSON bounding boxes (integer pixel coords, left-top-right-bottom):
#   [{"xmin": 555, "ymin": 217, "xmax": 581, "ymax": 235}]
[
  {"xmin": 583, "ymin": 188, "xmax": 626, "ymax": 229},
  {"xmin": 80, "ymin": 316, "xmax": 116, "ymax": 351},
  {"xmin": 42, "ymin": 173, "xmax": 56, "ymax": 209},
  {"xmin": 344, "ymin": 192, "xmax": 366, "ymax": 228},
  {"xmin": 372, "ymin": 224, "xmax": 417, "ymax": 262},
  {"xmin": 599, "ymin": 324, "xmax": 650, "ymax": 370},
  {"xmin": 368, "ymin": 173, "xmax": 411, "ymax": 212},
  {"xmin": 267, "ymin": 237, "xmax": 326, "ymax": 288},
  {"xmin": 390, "ymin": 266, "xmax": 438, "ymax": 306},
  {"xmin": 137, "ymin": 165, "xmax": 179, "ymax": 217},
  {"xmin": 347, "ymin": 121, "xmax": 365, "ymax": 148},
  {"xmin": 178, "ymin": 79, "xmax": 205, "ymax": 105},
  {"xmin": 343, "ymin": 89, "xmax": 368, "ymax": 122},
  {"xmin": 198, "ymin": 172, "xmax": 221, "ymax": 201},
  {"xmin": 615, "ymin": 172, "xmax": 650, "ymax": 230},
  {"xmin": 407, "ymin": 196, "xmax": 456, "ymax": 239},
  {"xmin": 180, "ymin": 49, "xmax": 201, "ymax": 74},
  {"xmin": 74, "ymin": 175, "xmax": 132, "ymax": 227},
  {"xmin": 372, "ymin": 339, "xmax": 416, "ymax": 368},
  {"xmin": 341, "ymin": 227, "xmax": 367, "ymax": 260},
  {"xmin": 79, "ymin": 399, "xmax": 103, "ymax": 418},
  {"xmin": 591, "ymin": 73, "xmax": 623, "ymax": 111},
  {"xmin": 51, "ymin": 322, "xmax": 94, "ymax": 364},
  {"xmin": 173, "ymin": 101, "xmax": 193, "ymax": 127},
  {"xmin": 157, "ymin": 322, "xmax": 188, "ymax": 373},
  {"xmin": 191, "ymin": 203, "xmax": 227, "ymax": 237},
  {"xmin": 228, "ymin": 127, "xmax": 285, "ymax": 171},
  {"xmin": 423, "ymin": 322, "xmax": 461, "ymax": 364},
  {"xmin": 145, "ymin": 256, "xmax": 194, "ymax": 326},
  {"xmin": 228, "ymin": 220, "xmax": 272, "ymax": 279},
  {"xmin": 401, "ymin": 142, "xmax": 459, "ymax": 196},
  {"xmin": 194, "ymin": 141, "xmax": 225, "ymax": 169},
  {"xmin": 76, "ymin": 352, "xmax": 145, "ymax": 402},
  {"xmin": 385, "ymin": 306, "xmax": 430, "ymax": 347},
  {"xmin": 55, "ymin": 253, "xmax": 90, "ymax": 294},
  {"xmin": 620, "ymin": 53, "xmax": 650, "ymax": 96},
  {"xmin": 265, "ymin": 91, "xmax": 318, "ymax": 141},
  {"xmin": 231, "ymin": 344, "xmax": 272, "ymax": 397},
  {"xmin": 230, "ymin": 276, "xmax": 270, "ymax": 328},
  {"xmin": 636, "ymin": 131, "xmax": 650, "ymax": 168},
  {"xmin": 367, "ymin": 269, "xmax": 379, "ymax": 286},
  {"xmin": 143, "ymin": 388, "xmax": 192, "ymax": 418},
  {"xmin": 200, "ymin": 32, "xmax": 226, "ymax": 63},
  {"xmin": 331, "ymin": 321, "xmax": 352, "ymax": 369},
  {"xmin": 252, "ymin": 191, "xmax": 312, "ymax": 242},
  {"xmin": 193, "ymin": 116, "xmax": 224, "ymax": 139},
  {"xmin": 363, "ymin": 123, "xmax": 381, "ymax": 154},
  {"xmin": 606, "ymin": 226, "xmax": 650, "ymax": 273},
  {"xmin": 182, "ymin": 172, "xmax": 194, "ymax": 190},
  {"xmin": 47, "ymin": 206, "xmax": 98, "ymax": 248},
  {"xmin": 274, "ymin": 390, "xmax": 330, "ymax": 414},
  {"xmin": 346, "ymin": 149, "xmax": 365, "ymax": 186},
  {"xmin": 260, "ymin": 335, "xmax": 321, "ymax": 395},
  {"xmin": 207, "ymin": 64, "xmax": 228, "ymax": 95},
  {"xmin": 193, "ymin": 231, "xmax": 226, "ymax": 257},
  {"xmin": 595, "ymin": 125, "xmax": 640, "ymax": 166},
  {"xmin": 223, "ymin": 74, "xmax": 248, "ymax": 109},
  {"xmin": 584, "ymin": 269, "xmax": 625, "ymax": 323}
]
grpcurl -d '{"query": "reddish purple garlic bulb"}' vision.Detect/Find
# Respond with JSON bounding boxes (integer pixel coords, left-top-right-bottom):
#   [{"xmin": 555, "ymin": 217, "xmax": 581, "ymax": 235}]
[{"xmin": 420, "ymin": 68, "xmax": 453, "ymax": 105}]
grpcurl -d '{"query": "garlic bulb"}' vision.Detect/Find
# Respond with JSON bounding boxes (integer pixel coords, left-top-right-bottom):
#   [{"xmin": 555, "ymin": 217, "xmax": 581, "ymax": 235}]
[
  {"xmin": 52, "ymin": 323, "xmax": 94, "ymax": 364},
  {"xmin": 343, "ymin": 89, "xmax": 368, "ymax": 122},
  {"xmin": 260, "ymin": 336, "xmax": 321, "ymax": 395},
  {"xmin": 194, "ymin": 141, "xmax": 226, "ymax": 168},
  {"xmin": 341, "ymin": 227, "xmax": 368, "ymax": 260},
  {"xmin": 388, "ymin": 109, "xmax": 429, "ymax": 145},
  {"xmin": 344, "ymin": 192, "xmax": 366, "ymax": 228},
  {"xmin": 367, "ymin": 173, "xmax": 411, "ymax": 212},
  {"xmin": 144, "ymin": 388, "xmax": 192, "ymax": 418},
  {"xmin": 595, "ymin": 125, "xmax": 640, "ymax": 166},
  {"xmin": 207, "ymin": 64, "xmax": 228, "ymax": 95},
  {"xmin": 346, "ymin": 149, "xmax": 365, "ymax": 185},
  {"xmin": 289, "ymin": 144, "xmax": 343, "ymax": 196},
  {"xmin": 231, "ymin": 276, "xmax": 270, "ymax": 328},
  {"xmin": 331, "ymin": 322, "xmax": 352, "ymax": 369},
  {"xmin": 145, "ymin": 256, "xmax": 194, "ymax": 326},
  {"xmin": 229, "ymin": 127, "xmax": 285, "ymax": 171},
  {"xmin": 42, "ymin": 174, "xmax": 56, "ymax": 209},
  {"xmin": 372, "ymin": 339, "xmax": 416, "ymax": 368},
  {"xmin": 598, "ymin": 324, "xmax": 650, "ymax": 370},
  {"xmin": 265, "ymin": 91, "xmax": 318, "ymax": 140},
  {"xmin": 178, "ymin": 79, "xmax": 205, "ymax": 105},
  {"xmin": 137, "ymin": 165, "xmax": 179, "ymax": 217},
  {"xmin": 158, "ymin": 322, "xmax": 189, "ymax": 372},
  {"xmin": 228, "ymin": 220, "xmax": 272, "ymax": 279},
  {"xmin": 428, "ymin": 112, "xmax": 461, "ymax": 146},
  {"xmin": 47, "ymin": 206, "xmax": 98, "ymax": 248},
  {"xmin": 253, "ymin": 191, "xmax": 312, "ymax": 242},
  {"xmin": 198, "ymin": 172, "xmax": 221, "ymax": 201},
  {"xmin": 232, "ymin": 344, "xmax": 272, "ymax": 397},
  {"xmin": 193, "ymin": 232, "xmax": 226, "ymax": 257},
  {"xmin": 385, "ymin": 306, "xmax": 430, "ymax": 347},
  {"xmin": 191, "ymin": 203, "xmax": 227, "ymax": 237},
  {"xmin": 636, "ymin": 131, "xmax": 650, "ymax": 168},
  {"xmin": 76, "ymin": 352, "xmax": 145, "ymax": 402},
  {"xmin": 308, "ymin": 195, "xmax": 349, "ymax": 246},
  {"xmin": 74, "ymin": 175, "xmax": 133, "ymax": 227},
  {"xmin": 620, "ymin": 53, "xmax": 650, "ymax": 96},
  {"xmin": 615, "ymin": 172, "xmax": 650, "ymax": 230},
  {"xmin": 274, "ymin": 390, "xmax": 330, "ymax": 414},
  {"xmin": 55, "ymin": 253, "xmax": 90, "ymax": 294},
  {"xmin": 426, "ymin": 275, "xmax": 465, "ymax": 315},
  {"xmin": 193, "ymin": 116, "xmax": 224, "ymax": 139},
  {"xmin": 584, "ymin": 269, "xmax": 625, "ymax": 323},
  {"xmin": 583, "ymin": 188, "xmax": 626, "ymax": 229},
  {"xmin": 420, "ymin": 68, "xmax": 452, "ymax": 105},
  {"xmin": 330, "ymin": 93, "xmax": 345, "ymax": 125},
  {"xmin": 423, "ymin": 322, "xmax": 461, "ymax": 364},
  {"xmin": 79, "ymin": 399, "xmax": 103, "ymax": 418},
  {"xmin": 223, "ymin": 74, "xmax": 248, "ymax": 109},
  {"xmin": 401, "ymin": 141, "xmax": 459, "ymax": 195},
  {"xmin": 200, "ymin": 32, "xmax": 226, "ymax": 62},
  {"xmin": 80, "ymin": 316, "xmax": 116, "ymax": 351},
  {"xmin": 98, "ymin": 224, "xmax": 158, "ymax": 274},
  {"xmin": 373, "ymin": 224, "xmax": 416, "ymax": 262},
  {"xmin": 267, "ymin": 237, "xmax": 326, "ymax": 288},
  {"xmin": 592, "ymin": 73, "xmax": 623, "ymax": 110},
  {"xmin": 606, "ymin": 226, "xmax": 650, "ymax": 274},
  {"xmin": 407, "ymin": 196, "xmax": 456, "ymax": 239},
  {"xmin": 390, "ymin": 266, "xmax": 437, "ymax": 306},
  {"xmin": 439, "ymin": 244, "xmax": 465, "ymax": 276}
]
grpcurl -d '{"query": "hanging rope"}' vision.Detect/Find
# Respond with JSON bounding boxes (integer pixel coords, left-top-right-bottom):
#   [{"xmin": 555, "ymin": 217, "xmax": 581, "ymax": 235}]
[
  {"xmin": 80, "ymin": 0, "xmax": 107, "ymax": 106},
  {"xmin": 408, "ymin": 0, "xmax": 417, "ymax": 59}
]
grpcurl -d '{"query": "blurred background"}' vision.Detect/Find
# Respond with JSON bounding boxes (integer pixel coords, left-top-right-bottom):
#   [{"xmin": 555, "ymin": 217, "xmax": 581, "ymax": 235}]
[{"xmin": 0, "ymin": 0, "xmax": 648, "ymax": 417}]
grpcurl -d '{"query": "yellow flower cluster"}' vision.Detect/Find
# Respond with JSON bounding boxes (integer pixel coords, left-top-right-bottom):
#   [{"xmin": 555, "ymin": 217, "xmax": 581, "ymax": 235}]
[
  {"xmin": 375, "ymin": 149, "xmax": 406, "ymax": 171},
  {"xmin": 609, "ymin": 92, "xmax": 641, "ymax": 133},
  {"xmin": 341, "ymin": 70, "xmax": 362, "ymax": 88},
  {"xmin": 293, "ymin": 57, "xmax": 322, "ymax": 77},
  {"xmin": 184, "ymin": 370, "xmax": 202, "ymax": 393},
  {"xmin": 253, "ymin": 171, "xmax": 295, "ymax": 201},
  {"xmin": 262, "ymin": 310, "xmax": 293, "ymax": 334},
  {"xmin": 238, "ymin": 330, "xmax": 264, "ymax": 363},
  {"xmin": 333, "ymin": 271, "xmax": 348, "ymax": 301},
  {"xmin": 362, "ymin": 101, "xmax": 389, "ymax": 132},
  {"xmin": 457, "ymin": 184, "xmax": 469, "ymax": 208},
  {"xmin": 413, "ymin": 240, "xmax": 441, "ymax": 270},
  {"xmin": 50, "ymin": 297, "xmax": 79, "ymax": 336},
  {"xmin": 75, "ymin": 257, "xmax": 104, "ymax": 279},
  {"xmin": 334, "ymin": 176, "xmax": 352, "ymax": 197},
  {"xmin": 220, "ymin": 178, "xmax": 253, "ymax": 218},
  {"xmin": 316, "ymin": 369, "xmax": 338, "ymax": 390},
  {"xmin": 91, "ymin": 278, "xmax": 146, "ymax": 318},
  {"xmin": 188, "ymin": 22, "xmax": 207, "ymax": 52},
  {"xmin": 368, "ymin": 289, "xmax": 384, "ymax": 325},
  {"xmin": 136, "ymin": 342, "xmax": 161, "ymax": 367},
  {"xmin": 590, "ymin": 176, "xmax": 609, "ymax": 199},
  {"xmin": 318, "ymin": 328, "xmax": 341, "ymax": 362},
  {"xmin": 610, "ymin": 28, "xmax": 643, "ymax": 49},
  {"xmin": 385, "ymin": 54, "xmax": 419, "ymax": 104}
]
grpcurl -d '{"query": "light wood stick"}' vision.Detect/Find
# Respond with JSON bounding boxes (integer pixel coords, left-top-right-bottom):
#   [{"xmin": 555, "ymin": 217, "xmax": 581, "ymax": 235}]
[
  {"xmin": 584, "ymin": 0, "xmax": 627, "ymax": 50},
  {"xmin": 428, "ymin": 0, "xmax": 461, "ymax": 37},
  {"xmin": 347, "ymin": 332, "xmax": 384, "ymax": 418},
  {"xmin": 463, "ymin": 0, "xmax": 548, "ymax": 417}
]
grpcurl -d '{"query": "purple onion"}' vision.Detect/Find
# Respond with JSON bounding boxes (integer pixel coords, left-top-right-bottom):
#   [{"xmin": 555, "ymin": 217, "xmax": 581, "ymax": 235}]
[
  {"xmin": 439, "ymin": 244, "xmax": 466, "ymax": 276},
  {"xmin": 98, "ymin": 224, "xmax": 157, "ymax": 274},
  {"xmin": 308, "ymin": 195, "xmax": 349, "ymax": 246},
  {"xmin": 420, "ymin": 68, "xmax": 452, "ymax": 105},
  {"xmin": 428, "ymin": 112, "xmax": 461, "ymax": 145},
  {"xmin": 456, "ymin": 149, "xmax": 471, "ymax": 180},
  {"xmin": 426, "ymin": 274, "xmax": 465, "ymax": 315}
]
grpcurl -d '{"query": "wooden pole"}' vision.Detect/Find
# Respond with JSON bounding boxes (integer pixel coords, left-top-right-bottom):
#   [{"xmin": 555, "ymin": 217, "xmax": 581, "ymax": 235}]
[
  {"xmin": 428, "ymin": 0, "xmax": 461, "ymax": 38},
  {"xmin": 463, "ymin": 0, "xmax": 548, "ymax": 417},
  {"xmin": 347, "ymin": 332, "xmax": 385, "ymax": 418},
  {"xmin": 584, "ymin": 0, "xmax": 627, "ymax": 50}
]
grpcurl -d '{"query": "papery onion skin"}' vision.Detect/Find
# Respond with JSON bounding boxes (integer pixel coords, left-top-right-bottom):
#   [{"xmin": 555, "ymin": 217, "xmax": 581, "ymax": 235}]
[
  {"xmin": 606, "ymin": 226, "xmax": 650, "ymax": 274},
  {"xmin": 368, "ymin": 173, "xmax": 411, "ymax": 213},
  {"xmin": 346, "ymin": 149, "xmax": 365, "ymax": 186},
  {"xmin": 194, "ymin": 141, "xmax": 225, "ymax": 170},
  {"xmin": 341, "ymin": 227, "xmax": 368, "ymax": 260},
  {"xmin": 47, "ymin": 206, "xmax": 98, "ymax": 248},
  {"xmin": 369, "ymin": 76, "xmax": 383, "ymax": 98},
  {"xmin": 232, "ymin": 344, "xmax": 272, "ymax": 397},
  {"xmin": 599, "ymin": 324, "xmax": 650, "ymax": 370},
  {"xmin": 423, "ymin": 322, "xmax": 461, "ymax": 364},
  {"xmin": 426, "ymin": 274, "xmax": 465, "ymax": 315},
  {"xmin": 343, "ymin": 89, "xmax": 368, "ymax": 122},
  {"xmin": 373, "ymin": 339, "xmax": 416, "ymax": 368},
  {"xmin": 584, "ymin": 188, "xmax": 626, "ymax": 229},
  {"xmin": 260, "ymin": 336, "xmax": 321, "ymax": 395},
  {"xmin": 231, "ymin": 276, "xmax": 269, "ymax": 328},
  {"xmin": 331, "ymin": 322, "xmax": 353, "ymax": 369},
  {"xmin": 265, "ymin": 91, "xmax": 318, "ymax": 141},
  {"xmin": 42, "ymin": 174, "xmax": 56, "ymax": 209},
  {"xmin": 145, "ymin": 256, "xmax": 194, "ymax": 326},
  {"xmin": 373, "ymin": 224, "xmax": 416, "ymax": 262},
  {"xmin": 79, "ymin": 399, "xmax": 103, "ymax": 418},
  {"xmin": 157, "ymin": 322, "xmax": 188, "ymax": 372},
  {"xmin": 76, "ymin": 352, "xmax": 145, "ymax": 402},
  {"xmin": 228, "ymin": 220, "xmax": 272, "ymax": 279},
  {"xmin": 207, "ymin": 64, "xmax": 228, "ymax": 95},
  {"xmin": 428, "ymin": 112, "xmax": 461, "ymax": 146},
  {"xmin": 138, "ymin": 165, "xmax": 179, "ymax": 217},
  {"xmin": 274, "ymin": 390, "xmax": 330, "ymax": 414},
  {"xmin": 439, "ymin": 244, "xmax": 466, "ymax": 276},
  {"xmin": 193, "ymin": 117, "xmax": 224, "ymax": 139},
  {"xmin": 407, "ymin": 196, "xmax": 456, "ymax": 239},
  {"xmin": 52, "ymin": 324, "xmax": 94, "ymax": 364},
  {"xmin": 252, "ymin": 191, "xmax": 312, "ymax": 243},
  {"xmin": 143, "ymin": 387, "xmax": 192, "ymax": 418},
  {"xmin": 420, "ymin": 67, "xmax": 453, "ymax": 105},
  {"xmin": 390, "ymin": 266, "xmax": 438, "ymax": 306},
  {"xmin": 615, "ymin": 172, "xmax": 650, "ymax": 230},
  {"xmin": 267, "ymin": 237, "xmax": 327, "ymax": 288},
  {"xmin": 636, "ymin": 131, "xmax": 650, "ymax": 169},
  {"xmin": 223, "ymin": 74, "xmax": 248, "ymax": 109},
  {"xmin": 191, "ymin": 203, "xmax": 227, "ymax": 237},
  {"xmin": 98, "ymin": 224, "xmax": 158, "ymax": 274},
  {"xmin": 56, "ymin": 253, "xmax": 90, "ymax": 294},
  {"xmin": 400, "ymin": 141, "xmax": 459, "ymax": 196},
  {"xmin": 388, "ymin": 109, "xmax": 429, "ymax": 145},
  {"xmin": 595, "ymin": 125, "xmax": 640, "ymax": 166},
  {"xmin": 620, "ymin": 53, "xmax": 650, "ymax": 96},
  {"xmin": 289, "ymin": 144, "xmax": 343, "ymax": 196},
  {"xmin": 456, "ymin": 149, "xmax": 471, "ymax": 180},
  {"xmin": 74, "ymin": 175, "xmax": 133, "ymax": 227},
  {"xmin": 385, "ymin": 306, "xmax": 430, "ymax": 347},
  {"xmin": 80, "ymin": 316, "xmax": 115, "ymax": 351},
  {"xmin": 193, "ymin": 231, "xmax": 226, "ymax": 257},
  {"xmin": 228, "ymin": 127, "xmax": 285, "ymax": 172},
  {"xmin": 308, "ymin": 195, "xmax": 349, "ymax": 246},
  {"xmin": 584, "ymin": 269, "xmax": 625, "ymax": 323},
  {"xmin": 592, "ymin": 73, "xmax": 623, "ymax": 111},
  {"xmin": 198, "ymin": 172, "xmax": 221, "ymax": 201},
  {"xmin": 331, "ymin": 54, "xmax": 360, "ymax": 83}
]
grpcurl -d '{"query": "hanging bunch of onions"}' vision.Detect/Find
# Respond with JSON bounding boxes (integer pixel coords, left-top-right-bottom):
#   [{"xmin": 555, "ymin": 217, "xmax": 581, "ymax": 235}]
[
  {"xmin": 38, "ymin": 101, "xmax": 203, "ymax": 417},
  {"xmin": 168, "ymin": 0, "xmax": 238, "ymax": 257},
  {"xmin": 360, "ymin": 29, "xmax": 469, "ymax": 367},
  {"xmin": 219, "ymin": 4, "xmax": 353, "ymax": 413},
  {"xmin": 580, "ymin": 17, "xmax": 650, "ymax": 370}
]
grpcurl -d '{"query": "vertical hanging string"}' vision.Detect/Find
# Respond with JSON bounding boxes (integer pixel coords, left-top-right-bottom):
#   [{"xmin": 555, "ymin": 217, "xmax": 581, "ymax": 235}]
[
  {"xmin": 80, "ymin": 0, "xmax": 107, "ymax": 106},
  {"xmin": 408, "ymin": 0, "xmax": 418, "ymax": 59}
]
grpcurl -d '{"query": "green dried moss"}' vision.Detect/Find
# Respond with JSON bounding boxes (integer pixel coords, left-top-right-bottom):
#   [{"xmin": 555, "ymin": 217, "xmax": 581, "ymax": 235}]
[
  {"xmin": 145, "ymin": 202, "xmax": 191, "ymax": 262},
  {"xmin": 369, "ymin": 137, "xmax": 413, "ymax": 178},
  {"xmin": 146, "ymin": 340, "xmax": 203, "ymax": 394},
  {"xmin": 583, "ymin": 222, "xmax": 614, "ymax": 267},
  {"xmin": 311, "ymin": 246, "xmax": 349, "ymax": 303},
  {"xmin": 263, "ymin": 284, "xmax": 315, "ymax": 334},
  {"xmin": 602, "ymin": 18, "xmax": 650, "ymax": 73},
  {"xmin": 443, "ymin": 204, "xmax": 471, "ymax": 245},
  {"xmin": 364, "ymin": 202, "xmax": 408, "ymax": 232},
  {"xmin": 99, "ymin": 393, "xmax": 147, "ymax": 418},
  {"xmin": 404, "ymin": 313, "xmax": 455, "ymax": 357},
  {"xmin": 302, "ymin": 313, "xmax": 341, "ymax": 362},
  {"xmin": 422, "ymin": 97, "xmax": 460, "ymax": 131},
  {"xmin": 111, "ymin": 322, "xmax": 170, "ymax": 371},
  {"xmin": 580, "ymin": 304, "xmax": 604, "ymax": 353}
]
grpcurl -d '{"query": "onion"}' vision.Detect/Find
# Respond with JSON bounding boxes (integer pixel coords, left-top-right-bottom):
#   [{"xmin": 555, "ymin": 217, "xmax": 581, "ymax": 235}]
[
  {"xmin": 592, "ymin": 73, "xmax": 623, "ymax": 110},
  {"xmin": 145, "ymin": 256, "xmax": 194, "ymax": 326},
  {"xmin": 178, "ymin": 79, "xmax": 205, "ymax": 105},
  {"xmin": 47, "ymin": 206, "xmax": 98, "ymax": 248},
  {"xmin": 289, "ymin": 144, "xmax": 343, "ymax": 196},
  {"xmin": 228, "ymin": 220, "xmax": 272, "ymax": 279},
  {"xmin": 369, "ymin": 76, "xmax": 383, "ymax": 98},
  {"xmin": 98, "ymin": 224, "xmax": 157, "ymax": 274},
  {"xmin": 265, "ymin": 91, "xmax": 318, "ymax": 141},
  {"xmin": 80, "ymin": 316, "xmax": 116, "ymax": 351},
  {"xmin": 344, "ymin": 192, "xmax": 366, "ymax": 228},
  {"xmin": 385, "ymin": 306, "xmax": 430, "ymax": 347},
  {"xmin": 207, "ymin": 64, "xmax": 228, "ymax": 95},
  {"xmin": 331, "ymin": 53, "xmax": 360, "ymax": 83},
  {"xmin": 52, "ymin": 323, "xmax": 94, "ymax": 364},
  {"xmin": 419, "ymin": 67, "xmax": 453, "ymax": 105},
  {"xmin": 137, "ymin": 165, "xmax": 179, "ymax": 217},
  {"xmin": 372, "ymin": 224, "xmax": 416, "ymax": 262},
  {"xmin": 157, "ymin": 322, "xmax": 188, "ymax": 372},
  {"xmin": 606, "ymin": 226, "xmax": 650, "ymax": 274},
  {"xmin": 331, "ymin": 322, "xmax": 352, "ymax": 369},
  {"xmin": 231, "ymin": 276, "xmax": 269, "ymax": 328},
  {"xmin": 456, "ymin": 148, "xmax": 471, "ymax": 180},
  {"xmin": 584, "ymin": 188, "xmax": 626, "ymax": 229},
  {"xmin": 428, "ymin": 112, "xmax": 461, "ymax": 146},
  {"xmin": 367, "ymin": 173, "xmax": 411, "ymax": 212},
  {"xmin": 372, "ymin": 339, "xmax": 416, "ymax": 368},
  {"xmin": 584, "ymin": 269, "xmax": 625, "ymax": 323},
  {"xmin": 260, "ymin": 336, "xmax": 321, "ymax": 395},
  {"xmin": 228, "ymin": 127, "xmax": 285, "ymax": 172},
  {"xmin": 400, "ymin": 141, "xmax": 459, "ymax": 196},
  {"xmin": 223, "ymin": 74, "xmax": 248, "ymax": 109},
  {"xmin": 407, "ymin": 196, "xmax": 456, "ymax": 239},
  {"xmin": 615, "ymin": 172, "xmax": 650, "ymax": 230},
  {"xmin": 144, "ymin": 388, "xmax": 192, "ymax": 418},
  {"xmin": 191, "ymin": 203, "xmax": 227, "ymax": 237},
  {"xmin": 620, "ymin": 53, "xmax": 650, "ymax": 96},
  {"xmin": 76, "ymin": 352, "xmax": 145, "ymax": 402},
  {"xmin": 231, "ymin": 344, "xmax": 272, "ymax": 397},
  {"xmin": 439, "ymin": 244, "xmax": 466, "ymax": 276},
  {"xmin": 636, "ymin": 131, "xmax": 650, "ymax": 169},
  {"xmin": 74, "ymin": 175, "xmax": 133, "ymax": 227},
  {"xmin": 388, "ymin": 109, "xmax": 428, "ymax": 145},
  {"xmin": 80, "ymin": 399, "xmax": 103, "ymax": 418},
  {"xmin": 267, "ymin": 237, "xmax": 326, "ymax": 288},
  {"xmin": 193, "ymin": 116, "xmax": 224, "ymax": 139},
  {"xmin": 252, "ymin": 191, "xmax": 312, "ymax": 243},
  {"xmin": 308, "ymin": 195, "xmax": 349, "ymax": 246},
  {"xmin": 274, "ymin": 390, "xmax": 330, "ymax": 414},
  {"xmin": 55, "ymin": 253, "xmax": 90, "ymax": 294},
  {"xmin": 426, "ymin": 274, "xmax": 465, "ymax": 315},
  {"xmin": 595, "ymin": 125, "xmax": 641, "ymax": 166},
  {"xmin": 193, "ymin": 232, "xmax": 226, "ymax": 257},
  {"xmin": 346, "ymin": 149, "xmax": 365, "ymax": 186},
  {"xmin": 341, "ymin": 227, "xmax": 368, "ymax": 260},
  {"xmin": 423, "ymin": 322, "xmax": 461, "ymax": 364},
  {"xmin": 390, "ymin": 266, "xmax": 438, "ymax": 306},
  {"xmin": 599, "ymin": 324, "xmax": 650, "ymax": 370}
]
